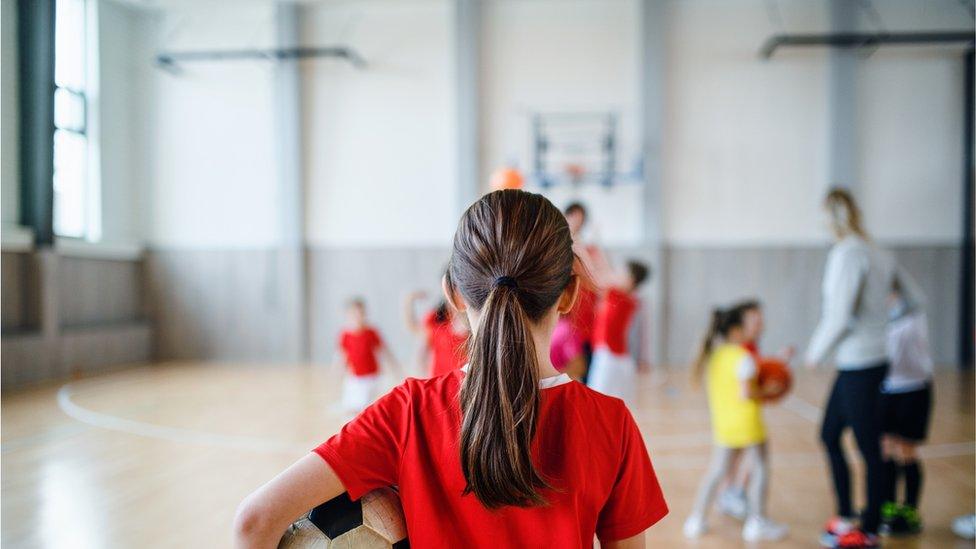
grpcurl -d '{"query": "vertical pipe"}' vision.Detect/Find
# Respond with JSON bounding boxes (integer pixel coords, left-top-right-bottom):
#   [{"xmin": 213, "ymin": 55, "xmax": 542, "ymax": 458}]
[
  {"xmin": 960, "ymin": 48, "xmax": 974, "ymax": 369},
  {"xmin": 827, "ymin": 0, "xmax": 858, "ymax": 189},
  {"xmin": 455, "ymin": 0, "xmax": 480, "ymax": 211},
  {"xmin": 273, "ymin": 3, "xmax": 308, "ymax": 362},
  {"xmin": 639, "ymin": 0, "xmax": 666, "ymax": 367}
]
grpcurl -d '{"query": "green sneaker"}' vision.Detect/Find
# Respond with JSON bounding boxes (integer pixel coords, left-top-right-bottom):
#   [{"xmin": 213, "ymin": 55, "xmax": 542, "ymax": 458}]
[
  {"xmin": 881, "ymin": 504, "xmax": 922, "ymax": 536},
  {"xmin": 881, "ymin": 502, "xmax": 900, "ymax": 523},
  {"xmin": 898, "ymin": 505, "xmax": 922, "ymax": 535}
]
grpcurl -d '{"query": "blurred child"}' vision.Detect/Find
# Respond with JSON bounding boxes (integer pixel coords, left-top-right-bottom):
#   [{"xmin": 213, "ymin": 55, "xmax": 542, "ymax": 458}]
[
  {"xmin": 718, "ymin": 299, "xmax": 795, "ymax": 520},
  {"xmin": 563, "ymin": 202, "xmax": 600, "ymax": 383},
  {"xmin": 550, "ymin": 316, "xmax": 586, "ymax": 380},
  {"xmin": 403, "ymin": 290, "xmax": 469, "ymax": 378},
  {"xmin": 684, "ymin": 304, "xmax": 789, "ymax": 542},
  {"xmin": 879, "ymin": 283, "xmax": 933, "ymax": 536},
  {"xmin": 586, "ymin": 260, "xmax": 650, "ymax": 405},
  {"xmin": 334, "ymin": 298, "xmax": 398, "ymax": 413}
]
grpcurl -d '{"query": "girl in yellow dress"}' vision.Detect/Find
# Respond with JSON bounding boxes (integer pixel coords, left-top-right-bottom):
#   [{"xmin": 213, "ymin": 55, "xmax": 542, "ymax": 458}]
[{"xmin": 683, "ymin": 304, "xmax": 788, "ymax": 542}]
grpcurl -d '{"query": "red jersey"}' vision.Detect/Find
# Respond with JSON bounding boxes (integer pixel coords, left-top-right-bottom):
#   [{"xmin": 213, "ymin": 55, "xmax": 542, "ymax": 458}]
[
  {"xmin": 743, "ymin": 341, "xmax": 759, "ymax": 358},
  {"xmin": 339, "ymin": 327, "xmax": 383, "ymax": 377},
  {"xmin": 568, "ymin": 286, "xmax": 597, "ymax": 344},
  {"xmin": 315, "ymin": 371, "xmax": 667, "ymax": 547},
  {"xmin": 423, "ymin": 311, "xmax": 468, "ymax": 377},
  {"xmin": 593, "ymin": 288, "xmax": 638, "ymax": 355}
]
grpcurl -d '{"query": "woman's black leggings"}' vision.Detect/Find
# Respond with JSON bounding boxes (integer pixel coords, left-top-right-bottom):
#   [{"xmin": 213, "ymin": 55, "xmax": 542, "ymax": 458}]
[{"xmin": 820, "ymin": 363, "xmax": 889, "ymax": 534}]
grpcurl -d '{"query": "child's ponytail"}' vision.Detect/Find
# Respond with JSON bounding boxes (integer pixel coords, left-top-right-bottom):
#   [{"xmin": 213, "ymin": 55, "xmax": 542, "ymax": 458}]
[
  {"xmin": 691, "ymin": 304, "xmax": 749, "ymax": 386},
  {"xmin": 448, "ymin": 190, "xmax": 574, "ymax": 509},
  {"xmin": 460, "ymin": 278, "xmax": 546, "ymax": 508},
  {"xmin": 692, "ymin": 308, "xmax": 724, "ymax": 386}
]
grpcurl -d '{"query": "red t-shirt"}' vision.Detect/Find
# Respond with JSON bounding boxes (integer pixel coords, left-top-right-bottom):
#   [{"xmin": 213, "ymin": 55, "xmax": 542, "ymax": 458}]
[
  {"xmin": 423, "ymin": 311, "xmax": 468, "ymax": 377},
  {"xmin": 339, "ymin": 327, "xmax": 383, "ymax": 377},
  {"xmin": 743, "ymin": 341, "xmax": 759, "ymax": 358},
  {"xmin": 593, "ymin": 288, "xmax": 638, "ymax": 355},
  {"xmin": 568, "ymin": 286, "xmax": 598, "ymax": 344},
  {"xmin": 314, "ymin": 371, "xmax": 667, "ymax": 547}
]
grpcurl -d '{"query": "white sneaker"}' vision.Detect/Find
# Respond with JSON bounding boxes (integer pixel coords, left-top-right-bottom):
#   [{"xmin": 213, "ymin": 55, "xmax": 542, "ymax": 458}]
[
  {"xmin": 683, "ymin": 514, "xmax": 707, "ymax": 539},
  {"xmin": 718, "ymin": 488, "xmax": 748, "ymax": 520},
  {"xmin": 953, "ymin": 514, "xmax": 976, "ymax": 540},
  {"xmin": 742, "ymin": 516, "xmax": 789, "ymax": 542}
]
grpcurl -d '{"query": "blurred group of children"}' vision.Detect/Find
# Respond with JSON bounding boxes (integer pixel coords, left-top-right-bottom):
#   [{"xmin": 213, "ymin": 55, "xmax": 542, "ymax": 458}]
[
  {"xmin": 684, "ymin": 281, "xmax": 934, "ymax": 545},
  {"xmin": 331, "ymin": 201, "xmax": 653, "ymax": 414}
]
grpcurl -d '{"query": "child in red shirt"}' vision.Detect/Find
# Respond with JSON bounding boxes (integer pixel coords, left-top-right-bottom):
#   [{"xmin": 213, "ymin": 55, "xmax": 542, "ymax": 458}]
[
  {"xmin": 334, "ymin": 298, "xmax": 398, "ymax": 413},
  {"xmin": 587, "ymin": 261, "xmax": 651, "ymax": 406},
  {"xmin": 403, "ymin": 290, "xmax": 469, "ymax": 377},
  {"xmin": 235, "ymin": 190, "xmax": 667, "ymax": 548}
]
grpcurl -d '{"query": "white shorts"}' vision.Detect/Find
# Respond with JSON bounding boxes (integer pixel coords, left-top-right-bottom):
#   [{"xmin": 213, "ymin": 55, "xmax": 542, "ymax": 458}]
[
  {"xmin": 342, "ymin": 373, "xmax": 379, "ymax": 412},
  {"xmin": 587, "ymin": 346, "xmax": 637, "ymax": 405}
]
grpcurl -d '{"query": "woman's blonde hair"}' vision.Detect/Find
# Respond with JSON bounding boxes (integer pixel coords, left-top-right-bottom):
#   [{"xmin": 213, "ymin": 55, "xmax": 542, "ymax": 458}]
[{"xmin": 824, "ymin": 186, "xmax": 868, "ymax": 239}]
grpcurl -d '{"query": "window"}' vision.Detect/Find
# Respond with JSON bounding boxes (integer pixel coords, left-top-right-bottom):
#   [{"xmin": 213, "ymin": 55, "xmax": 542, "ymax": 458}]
[{"xmin": 53, "ymin": 0, "xmax": 96, "ymax": 239}]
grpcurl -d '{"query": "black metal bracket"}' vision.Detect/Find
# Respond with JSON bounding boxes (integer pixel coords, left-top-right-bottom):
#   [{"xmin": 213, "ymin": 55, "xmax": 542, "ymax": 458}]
[
  {"xmin": 155, "ymin": 46, "xmax": 367, "ymax": 71},
  {"xmin": 760, "ymin": 31, "xmax": 975, "ymax": 59}
]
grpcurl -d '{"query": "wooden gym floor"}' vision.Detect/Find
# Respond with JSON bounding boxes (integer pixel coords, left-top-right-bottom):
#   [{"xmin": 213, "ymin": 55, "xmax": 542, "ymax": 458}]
[{"xmin": 2, "ymin": 362, "xmax": 973, "ymax": 548}]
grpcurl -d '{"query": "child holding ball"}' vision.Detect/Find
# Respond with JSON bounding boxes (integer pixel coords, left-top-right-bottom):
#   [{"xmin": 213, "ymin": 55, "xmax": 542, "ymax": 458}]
[{"xmin": 684, "ymin": 304, "xmax": 788, "ymax": 543}]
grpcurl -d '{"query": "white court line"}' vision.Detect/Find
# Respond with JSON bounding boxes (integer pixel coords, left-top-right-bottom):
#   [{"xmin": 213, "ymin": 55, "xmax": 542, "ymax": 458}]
[
  {"xmin": 57, "ymin": 384, "xmax": 308, "ymax": 456},
  {"xmin": 56, "ymin": 382, "xmax": 974, "ymax": 465},
  {"xmin": 780, "ymin": 395, "xmax": 824, "ymax": 423}
]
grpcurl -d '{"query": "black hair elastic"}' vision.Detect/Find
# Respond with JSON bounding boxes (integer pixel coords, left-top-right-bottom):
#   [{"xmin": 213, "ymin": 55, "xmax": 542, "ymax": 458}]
[{"xmin": 494, "ymin": 276, "xmax": 518, "ymax": 290}]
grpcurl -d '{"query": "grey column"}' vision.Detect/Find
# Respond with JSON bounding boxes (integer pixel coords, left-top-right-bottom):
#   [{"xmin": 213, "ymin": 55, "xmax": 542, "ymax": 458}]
[
  {"xmin": 17, "ymin": 0, "xmax": 56, "ymax": 245},
  {"xmin": 274, "ymin": 3, "xmax": 308, "ymax": 361},
  {"xmin": 827, "ymin": 0, "xmax": 858, "ymax": 188},
  {"xmin": 455, "ymin": 0, "xmax": 481, "ymax": 213},
  {"xmin": 639, "ymin": 0, "xmax": 666, "ymax": 367}
]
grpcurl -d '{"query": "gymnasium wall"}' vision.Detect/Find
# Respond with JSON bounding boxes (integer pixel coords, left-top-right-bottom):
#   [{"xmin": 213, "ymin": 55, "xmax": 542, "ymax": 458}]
[
  {"xmin": 659, "ymin": 0, "xmax": 968, "ymax": 365},
  {"xmin": 142, "ymin": 0, "xmax": 968, "ymax": 368},
  {"xmin": 2, "ymin": 0, "xmax": 970, "ymax": 387}
]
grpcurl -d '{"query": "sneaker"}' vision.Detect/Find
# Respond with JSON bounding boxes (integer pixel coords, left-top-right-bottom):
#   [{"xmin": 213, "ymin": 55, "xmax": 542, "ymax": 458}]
[
  {"xmin": 884, "ymin": 504, "xmax": 922, "ymax": 536},
  {"xmin": 683, "ymin": 514, "xmax": 707, "ymax": 539},
  {"xmin": 742, "ymin": 516, "xmax": 789, "ymax": 542},
  {"xmin": 819, "ymin": 517, "xmax": 857, "ymax": 547},
  {"xmin": 952, "ymin": 514, "xmax": 976, "ymax": 539},
  {"xmin": 880, "ymin": 501, "xmax": 899, "ymax": 523},
  {"xmin": 718, "ymin": 488, "xmax": 748, "ymax": 520},
  {"xmin": 832, "ymin": 529, "xmax": 879, "ymax": 548}
]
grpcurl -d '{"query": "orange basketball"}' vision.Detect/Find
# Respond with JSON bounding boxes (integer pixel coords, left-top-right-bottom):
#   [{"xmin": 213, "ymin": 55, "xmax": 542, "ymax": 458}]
[
  {"xmin": 757, "ymin": 357, "xmax": 792, "ymax": 401},
  {"xmin": 490, "ymin": 167, "xmax": 524, "ymax": 190}
]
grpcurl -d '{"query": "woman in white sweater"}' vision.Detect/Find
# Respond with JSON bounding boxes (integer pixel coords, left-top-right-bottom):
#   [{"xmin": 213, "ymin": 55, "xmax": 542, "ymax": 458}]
[{"xmin": 805, "ymin": 188, "xmax": 920, "ymax": 549}]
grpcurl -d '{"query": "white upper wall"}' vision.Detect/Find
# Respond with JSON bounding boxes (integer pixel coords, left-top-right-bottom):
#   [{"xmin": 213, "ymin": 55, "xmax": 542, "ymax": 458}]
[
  {"xmin": 481, "ymin": 0, "xmax": 644, "ymax": 245},
  {"xmin": 663, "ymin": 0, "xmax": 969, "ymax": 246},
  {"xmin": 65, "ymin": 0, "xmax": 972, "ymax": 249},
  {"xmin": 144, "ymin": 4, "xmax": 282, "ymax": 248},
  {"xmin": 857, "ymin": 48, "xmax": 965, "ymax": 243},
  {"xmin": 302, "ymin": 0, "xmax": 456, "ymax": 248},
  {"xmin": 98, "ymin": 0, "xmax": 154, "ymax": 245}
]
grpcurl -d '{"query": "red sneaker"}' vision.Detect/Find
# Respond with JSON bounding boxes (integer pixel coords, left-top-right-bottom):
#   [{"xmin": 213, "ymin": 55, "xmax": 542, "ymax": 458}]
[
  {"xmin": 834, "ymin": 529, "xmax": 880, "ymax": 548},
  {"xmin": 819, "ymin": 517, "xmax": 856, "ymax": 547}
]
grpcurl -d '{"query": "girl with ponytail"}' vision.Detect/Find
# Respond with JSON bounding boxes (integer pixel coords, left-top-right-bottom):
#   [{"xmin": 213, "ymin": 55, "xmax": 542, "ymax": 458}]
[
  {"xmin": 683, "ymin": 304, "xmax": 789, "ymax": 543},
  {"xmin": 234, "ymin": 190, "xmax": 667, "ymax": 549}
]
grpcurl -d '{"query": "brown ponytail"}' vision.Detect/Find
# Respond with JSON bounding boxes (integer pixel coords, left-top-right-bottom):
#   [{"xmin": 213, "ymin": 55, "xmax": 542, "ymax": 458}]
[
  {"xmin": 691, "ymin": 305, "xmax": 749, "ymax": 386},
  {"xmin": 448, "ymin": 190, "xmax": 574, "ymax": 509}
]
